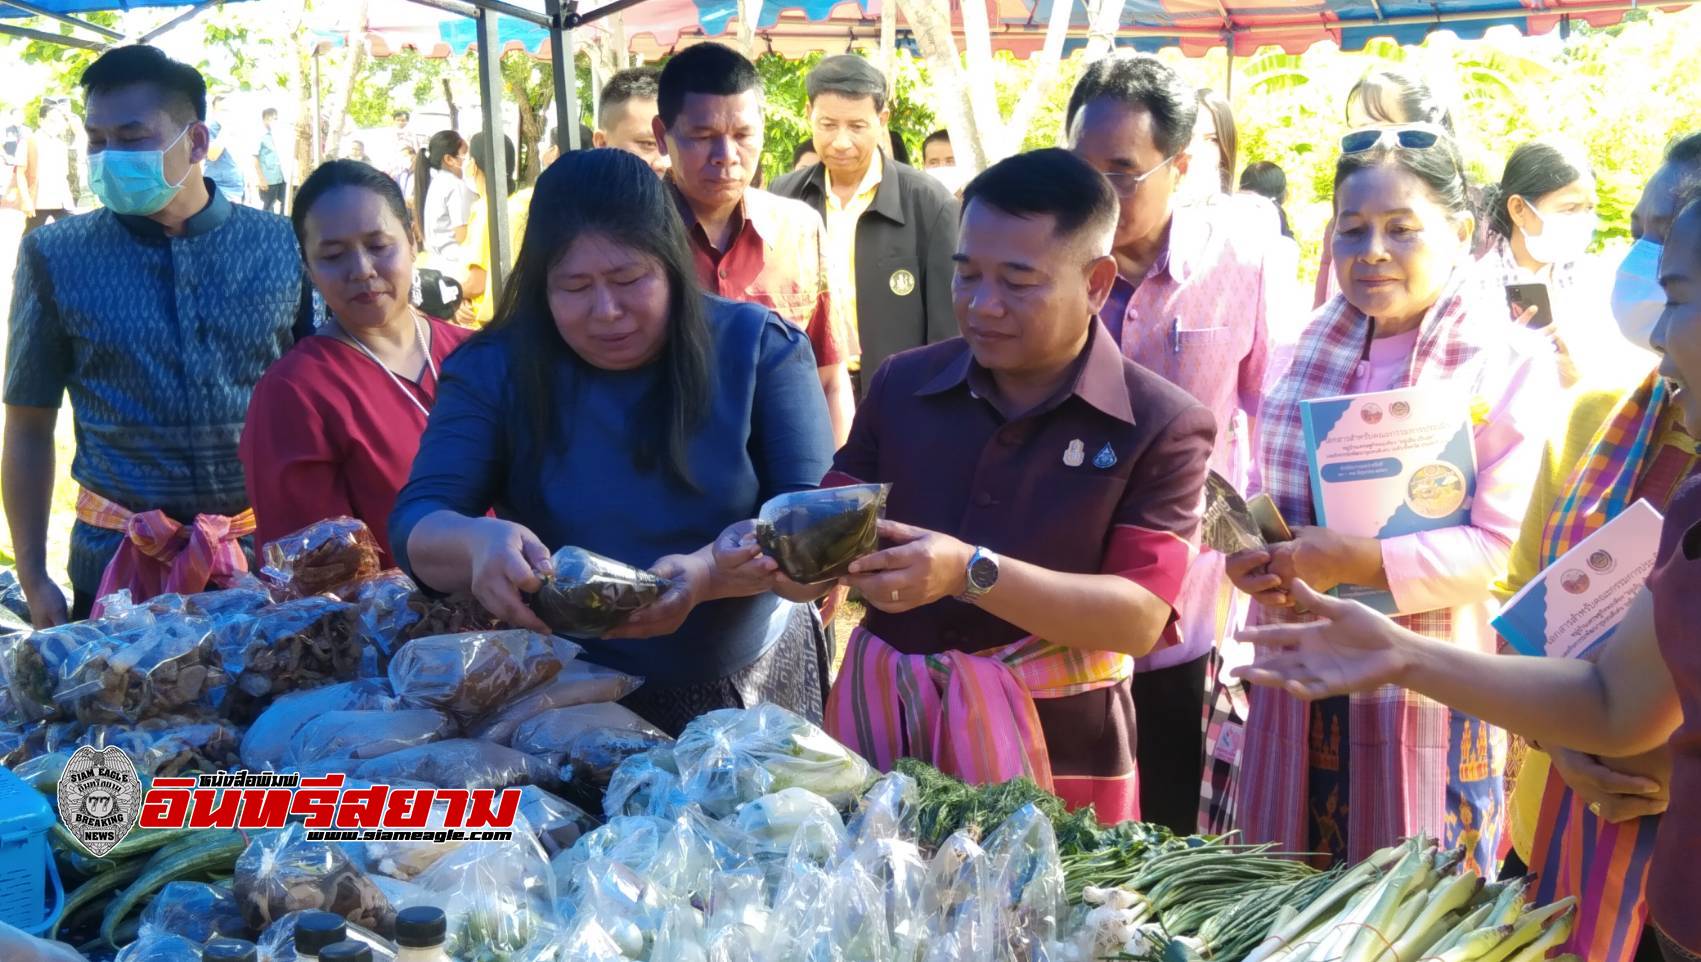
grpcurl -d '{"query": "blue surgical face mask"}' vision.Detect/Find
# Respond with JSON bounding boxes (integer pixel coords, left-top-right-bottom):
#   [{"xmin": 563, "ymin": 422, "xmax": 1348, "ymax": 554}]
[
  {"xmin": 89, "ymin": 125, "xmax": 193, "ymax": 216},
  {"xmin": 1611, "ymin": 237, "xmax": 1665, "ymax": 351}
]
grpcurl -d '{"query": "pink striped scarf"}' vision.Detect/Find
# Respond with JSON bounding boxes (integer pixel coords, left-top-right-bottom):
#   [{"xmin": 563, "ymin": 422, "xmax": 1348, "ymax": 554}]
[
  {"xmin": 1238, "ymin": 269, "xmax": 1507, "ymax": 862},
  {"xmin": 824, "ymin": 626, "xmax": 1131, "ymax": 793}
]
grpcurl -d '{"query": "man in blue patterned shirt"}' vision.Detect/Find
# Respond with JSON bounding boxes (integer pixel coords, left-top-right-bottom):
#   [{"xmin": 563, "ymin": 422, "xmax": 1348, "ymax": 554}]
[{"xmin": 2, "ymin": 45, "xmax": 314, "ymax": 625}]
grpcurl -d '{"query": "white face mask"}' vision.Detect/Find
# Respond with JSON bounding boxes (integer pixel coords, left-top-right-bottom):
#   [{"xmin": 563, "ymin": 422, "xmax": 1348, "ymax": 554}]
[
  {"xmin": 1518, "ymin": 199, "xmax": 1595, "ymax": 266},
  {"xmin": 1611, "ymin": 237, "xmax": 1665, "ymax": 351}
]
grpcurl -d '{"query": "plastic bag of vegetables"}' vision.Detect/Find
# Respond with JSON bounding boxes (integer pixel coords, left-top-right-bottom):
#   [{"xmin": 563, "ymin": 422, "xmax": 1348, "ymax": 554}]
[
  {"xmin": 234, "ymin": 823, "xmax": 396, "ymax": 936},
  {"xmin": 283, "ymin": 709, "xmax": 457, "ymax": 767},
  {"xmin": 240, "ymin": 679, "xmax": 399, "ymax": 770},
  {"xmin": 846, "ymin": 771, "xmax": 920, "ymax": 851},
  {"xmin": 920, "ymin": 832, "xmax": 999, "ymax": 962},
  {"xmin": 466, "ymin": 661, "xmax": 643, "ymax": 746},
  {"xmin": 734, "ymin": 788, "xmax": 845, "ymax": 861},
  {"xmin": 673, "ymin": 704, "xmax": 875, "ymax": 818},
  {"xmin": 754, "ymin": 484, "xmax": 890, "ymax": 584},
  {"xmin": 115, "ymin": 932, "xmax": 207, "ymax": 962},
  {"xmin": 353, "ymin": 739, "xmax": 557, "ymax": 792},
  {"xmin": 981, "ymin": 803, "xmax": 1066, "ymax": 957},
  {"xmin": 413, "ymin": 826, "xmax": 561, "ymax": 962},
  {"xmin": 387, "ymin": 630, "xmax": 574, "ymax": 723},
  {"xmin": 513, "ymin": 785, "xmax": 599, "ymax": 858},
  {"xmin": 528, "ymin": 546, "xmax": 669, "ymax": 638},
  {"xmin": 139, "ymin": 881, "xmax": 246, "ymax": 945},
  {"xmin": 603, "ymin": 748, "xmax": 689, "ymax": 820}
]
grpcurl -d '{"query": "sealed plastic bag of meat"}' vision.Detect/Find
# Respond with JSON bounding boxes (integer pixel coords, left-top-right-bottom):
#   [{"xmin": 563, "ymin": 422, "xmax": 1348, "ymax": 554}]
[
  {"xmin": 754, "ymin": 484, "xmax": 890, "ymax": 584},
  {"xmin": 283, "ymin": 709, "xmax": 457, "ymax": 767},
  {"xmin": 388, "ymin": 630, "xmax": 573, "ymax": 722},
  {"xmin": 54, "ymin": 617, "xmax": 223, "ymax": 725},
  {"xmin": 467, "ymin": 661, "xmax": 642, "ymax": 745},
  {"xmin": 510, "ymin": 702, "xmax": 666, "ymax": 769},
  {"xmin": 528, "ymin": 546, "xmax": 668, "ymax": 638},
  {"xmin": 261, "ymin": 517, "xmax": 383, "ymax": 601},
  {"xmin": 234, "ymin": 824, "xmax": 396, "ymax": 936},
  {"xmin": 353, "ymin": 739, "xmax": 558, "ymax": 792},
  {"xmin": 219, "ymin": 597, "xmax": 364, "ymax": 721},
  {"xmin": 240, "ymin": 679, "xmax": 399, "ymax": 770}
]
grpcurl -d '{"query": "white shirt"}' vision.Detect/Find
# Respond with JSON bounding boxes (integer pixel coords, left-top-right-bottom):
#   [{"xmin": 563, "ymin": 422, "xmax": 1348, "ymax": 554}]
[{"xmin": 423, "ymin": 168, "xmax": 472, "ymax": 263}]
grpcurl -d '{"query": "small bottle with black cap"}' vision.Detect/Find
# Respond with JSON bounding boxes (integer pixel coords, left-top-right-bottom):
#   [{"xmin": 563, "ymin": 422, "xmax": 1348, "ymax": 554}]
[
  {"xmin": 295, "ymin": 911, "xmax": 349, "ymax": 962},
  {"xmin": 202, "ymin": 937, "xmax": 259, "ymax": 962},
  {"xmin": 394, "ymin": 906, "xmax": 450, "ymax": 962},
  {"xmin": 319, "ymin": 941, "xmax": 374, "ymax": 962}
]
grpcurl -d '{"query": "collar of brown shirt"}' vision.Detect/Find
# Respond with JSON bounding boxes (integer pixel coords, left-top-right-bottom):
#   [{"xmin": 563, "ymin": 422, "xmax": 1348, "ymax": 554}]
[{"xmin": 914, "ymin": 318, "xmax": 1136, "ymax": 427}]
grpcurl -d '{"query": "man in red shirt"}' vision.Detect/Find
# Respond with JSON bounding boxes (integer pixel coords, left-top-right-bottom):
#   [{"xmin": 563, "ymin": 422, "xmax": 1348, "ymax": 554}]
[{"xmin": 653, "ymin": 43, "xmax": 855, "ymax": 445}]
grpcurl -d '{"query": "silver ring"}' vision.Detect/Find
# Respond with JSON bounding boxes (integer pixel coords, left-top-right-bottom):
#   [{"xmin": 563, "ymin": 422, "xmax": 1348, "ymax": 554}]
[{"xmin": 890, "ymin": 589, "xmax": 900, "ymax": 602}]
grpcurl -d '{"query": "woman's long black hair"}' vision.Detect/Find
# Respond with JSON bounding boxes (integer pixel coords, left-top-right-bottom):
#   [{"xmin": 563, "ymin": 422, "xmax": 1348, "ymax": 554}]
[
  {"xmin": 484, "ymin": 147, "xmax": 712, "ymax": 490},
  {"xmin": 413, "ymin": 129, "xmax": 466, "ymax": 241},
  {"xmin": 1483, "ymin": 139, "xmax": 1592, "ymax": 240},
  {"xmin": 291, "ymin": 159, "xmax": 413, "ymax": 249}
]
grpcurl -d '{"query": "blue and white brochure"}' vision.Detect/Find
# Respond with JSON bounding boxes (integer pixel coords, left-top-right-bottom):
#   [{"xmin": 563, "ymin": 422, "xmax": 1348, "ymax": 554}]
[
  {"xmin": 1300, "ymin": 386, "xmax": 1478, "ymax": 614},
  {"xmin": 1493, "ymin": 499, "xmax": 1664, "ymax": 659}
]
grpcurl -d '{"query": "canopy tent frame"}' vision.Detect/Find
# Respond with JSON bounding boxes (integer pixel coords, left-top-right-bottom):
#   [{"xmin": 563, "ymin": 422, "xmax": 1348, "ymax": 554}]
[{"xmin": 3, "ymin": 0, "xmax": 1693, "ymax": 303}]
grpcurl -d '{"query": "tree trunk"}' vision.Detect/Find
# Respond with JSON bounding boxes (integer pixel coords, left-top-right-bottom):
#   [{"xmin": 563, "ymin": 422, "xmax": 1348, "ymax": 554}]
[
  {"xmin": 323, "ymin": 0, "xmax": 371, "ymax": 159},
  {"xmin": 954, "ymin": 0, "xmax": 1007, "ymax": 161},
  {"xmin": 736, "ymin": 0, "xmax": 765, "ymax": 57},
  {"xmin": 878, "ymin": 0, "xmax": 896, "ymax": 82},
  {"xmin": 1083, "ymin": 0, "xmax": 1122, "ymax": 63},
  {"xmin": 442, "ymin": 78, "xmax": 460, "ymax": 130},
  {"xmin": 893, "ymin": 0, "xmax": 990, "ymax": 173},
  {"xmin": 1004, "ymin": 0, "xmax": 1073, "ymax": 150},
  {"xmin": 513, "ymin": 59, "xmax": 544, "ymax": 186}
]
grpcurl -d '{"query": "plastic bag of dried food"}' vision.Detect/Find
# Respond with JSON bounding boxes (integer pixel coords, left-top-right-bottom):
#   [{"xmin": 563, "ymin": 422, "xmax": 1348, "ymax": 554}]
[
  {"xmin": 603, "ymin": 748, "xmax": 688, "ymax": 820},
  {"xmin": 511, "ymin": 702, "xmax": 667, "ymax": 770},
  {"xmin": 55, "ymin": 617, "xmax": 223, "ymax": 725},
  {"xmin": 351, "ymin": 571, "xmax": 420, "ymax": 664},
  {"xmin": 234, "ymin": 823, "xmax": 395, "ymax": 936},
  {"xmin": 1, "ymin": 622, "xmax": 103, "ymax": 723},
  {"xmin": 354, "ymin": 739, "xmax": 557, "ymax": 792},
  {"xmin": 115, "ymin": 932, "xmax": 204, "ymax": 962},
  {"xmin": 184, "ymin": 583, "xmax": 274, "ymax": 622},
  {"xmin": 413, "ymin": 827, "xmax": 560, "ymax": 962},
  {"xmin": 674, "ymin": 704, "xmax": 875, "ymax": 817},
  {"xmin": 528, "ymin": 546, "xmax": 668, "ymax": 638},
  {"xmin": 261, "ymin": 517, "xmax": 383, "ymax": 601},
  {"xmin": 219, "ymin": 597, "xmax": 363, "ymax": 721},
  {"xmin": 754, "ymin": 484, "xmax": 890, "ymax": 584},
  {"xmin": 79, "ymin": 714, "xmax": 243, "ymax": 777},
  {"xmin": 468, "ymin": 662, "xmax": 642, "ymax": 745},
  {"xmin": 283, "ymin": 709, "xmax": 456, "ymax": 767},
  {"xmin": 388, "ymin": 630, "xmax": 570, "ymax": 722},
  {"xmin": 139, "ymin": 881, "xmax": 246, "ymax": 945},
  {"xmin": 514, "ymin": 785, "xmax": 599, "ymax": 857},
  {"xmin": 0, "ymin": 567, "xmax": 32, "ymax": 623},
  {"xmin": 404, "ymin": 593, "xmax": 504, "ymax": 642},
  {"xmin": 240, "ymin": 679, "xmax": 399, "ymax": 770}
]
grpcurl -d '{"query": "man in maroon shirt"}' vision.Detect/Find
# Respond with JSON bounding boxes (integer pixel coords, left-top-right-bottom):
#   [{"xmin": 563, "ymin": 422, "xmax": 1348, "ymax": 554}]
[
  {"xmin": 818, "ymin": 149, "xmax": 1215, "ymax": 823},
  {"xmin": 652, "ymin": 43, "xmax": 855, "ymax": 445}
]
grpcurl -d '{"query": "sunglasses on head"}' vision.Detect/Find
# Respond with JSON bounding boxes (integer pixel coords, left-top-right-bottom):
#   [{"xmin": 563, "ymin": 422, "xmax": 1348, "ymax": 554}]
[{"xmin": 1340, "ymin": 124, "xmax": 1447, "ymax": 154}]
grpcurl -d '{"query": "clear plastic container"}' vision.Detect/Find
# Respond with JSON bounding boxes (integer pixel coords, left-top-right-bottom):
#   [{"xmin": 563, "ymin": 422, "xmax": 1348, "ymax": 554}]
[{"xmin": 394, "ymin": 906, "xmax": 451, "ymax": 962}]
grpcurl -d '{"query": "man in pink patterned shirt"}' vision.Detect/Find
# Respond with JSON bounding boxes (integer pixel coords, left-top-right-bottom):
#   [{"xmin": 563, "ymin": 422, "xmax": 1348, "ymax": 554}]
[{"xmin": 1066, "ymin": 52, "xmax": 1295, "ymax": 833}]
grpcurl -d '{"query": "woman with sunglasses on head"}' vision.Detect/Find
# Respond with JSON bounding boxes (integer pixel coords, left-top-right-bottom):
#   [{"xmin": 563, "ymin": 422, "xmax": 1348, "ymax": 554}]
[
  {"xmin": 1233, "ymin": 192, "xmax": 1701, "ymax": 962},
  {"xmin": 1225, "ymin": 124, "xmax": 1559, "ymax": 870},
  {"xmin": 1314, "ymin": 68, "xmax": 1464, "ymax": 309},
  {"xmin": 1480, "ymin": 139, "xmax": 1653, "ymax": 390}
]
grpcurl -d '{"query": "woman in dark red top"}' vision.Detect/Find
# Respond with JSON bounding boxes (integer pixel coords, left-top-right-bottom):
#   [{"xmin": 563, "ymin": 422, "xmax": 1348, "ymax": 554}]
[
  {"xmin": 241, "ymin": 160, "xmax": 471, "ymax": 565},
  {"xmin": 1233, "ymin": 195, "xmax": 1701, "ymax": 962}
]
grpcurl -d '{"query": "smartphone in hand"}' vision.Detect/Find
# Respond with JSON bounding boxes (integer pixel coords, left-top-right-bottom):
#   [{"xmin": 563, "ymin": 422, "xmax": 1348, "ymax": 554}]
[{"xmin": 1506, "ymin": 282, "xmax": 1554, "ymax": 330}]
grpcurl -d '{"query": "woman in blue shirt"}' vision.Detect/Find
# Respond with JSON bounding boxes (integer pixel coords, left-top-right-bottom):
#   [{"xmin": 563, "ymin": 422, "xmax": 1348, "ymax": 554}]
[{"xmin": 391, "ymin": 148, "xmax": 837, "ymax": 733}]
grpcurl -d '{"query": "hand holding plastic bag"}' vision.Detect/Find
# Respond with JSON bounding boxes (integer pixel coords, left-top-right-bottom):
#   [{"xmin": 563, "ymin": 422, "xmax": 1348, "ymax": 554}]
[
  {"xmin": 755, "ymin": 484, "xmax": 890, "ymax": 584},
  {"xmin": 528, "ymin": 546, "xmax": 669, "ymax": 638}
]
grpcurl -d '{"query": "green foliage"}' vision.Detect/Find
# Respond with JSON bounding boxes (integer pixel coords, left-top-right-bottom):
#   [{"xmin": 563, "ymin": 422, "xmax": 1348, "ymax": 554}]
[
  {"xmin": 350, "ymin": 48, "xmax": 450, "ymax": 129},
  {"xmin": 751, "ymin": 52, "xmax": 935, "ymax": 182}
]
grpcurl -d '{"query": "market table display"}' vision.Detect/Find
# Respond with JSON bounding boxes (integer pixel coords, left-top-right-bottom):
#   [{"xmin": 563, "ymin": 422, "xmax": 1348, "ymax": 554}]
[{"xmin": 0, "ymin": 518, "xmax": 1581, "ymax": 962}]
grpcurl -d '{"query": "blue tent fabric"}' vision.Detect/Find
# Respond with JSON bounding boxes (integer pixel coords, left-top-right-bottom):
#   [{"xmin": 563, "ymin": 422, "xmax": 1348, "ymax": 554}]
[{"xmin": 0, "ymin": 0, "xmax": 263, "ymax": 17}]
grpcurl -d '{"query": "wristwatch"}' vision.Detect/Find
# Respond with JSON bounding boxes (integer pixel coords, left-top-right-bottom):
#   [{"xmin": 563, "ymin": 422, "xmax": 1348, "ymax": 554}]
[{"xmin": 959, "ymin": 546, "xmax": 1001, "ymax": 604}]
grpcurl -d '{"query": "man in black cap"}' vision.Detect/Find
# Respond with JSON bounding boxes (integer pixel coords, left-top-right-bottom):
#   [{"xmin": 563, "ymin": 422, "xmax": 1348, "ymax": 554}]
[{"xmin": 771, "ymin": 55, "xmax": 958, "ymax": 395}]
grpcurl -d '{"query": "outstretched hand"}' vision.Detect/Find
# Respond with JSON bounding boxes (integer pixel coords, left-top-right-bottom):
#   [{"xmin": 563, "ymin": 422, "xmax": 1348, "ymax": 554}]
[{"xmin": 1231, "ymin": 580, "xmax": 1413, "ymax": 700}]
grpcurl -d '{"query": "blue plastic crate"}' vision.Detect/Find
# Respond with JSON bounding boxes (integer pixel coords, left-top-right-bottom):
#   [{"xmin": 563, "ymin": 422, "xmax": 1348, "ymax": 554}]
[{"xmin": 0, "ymin": 765, "xmax": 63, "ymax": 935}]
